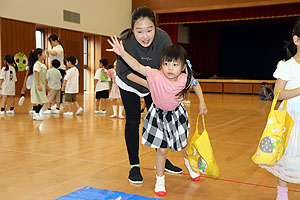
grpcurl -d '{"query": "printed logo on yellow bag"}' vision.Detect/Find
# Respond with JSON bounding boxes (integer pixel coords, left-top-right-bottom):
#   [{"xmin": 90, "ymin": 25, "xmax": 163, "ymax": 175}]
[
  {"xmin": 252, "ymin": 89, "xmax": 294, "ymax": 165},
  {"xmin": 187, "ymin": 114, "xmax": 219, "ymax": 178}
]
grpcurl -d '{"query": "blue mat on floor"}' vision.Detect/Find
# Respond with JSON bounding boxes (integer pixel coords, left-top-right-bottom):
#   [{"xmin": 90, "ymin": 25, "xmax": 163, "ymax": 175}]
[{"xmin": 56, "ymin": 186, "xmax": 164, "ymax": 200}]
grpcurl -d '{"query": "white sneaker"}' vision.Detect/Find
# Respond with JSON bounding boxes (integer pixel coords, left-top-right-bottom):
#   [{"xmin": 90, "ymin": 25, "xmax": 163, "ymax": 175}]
[
  {"xmin": 98, "ymin": 110, "xmax": 106, "ymax": 114},
  {"xmin": 184, "ymin": 158, "xmax": 200, "ymax": 181},
  {"xmin": 6, "ymin": 110, "xmax": 14, "ymax": 114},
  {"xmin": 94, "ymin": 110, "xmax": 100, "ymax": 114},
  {"xmin": 33, "ymin": 113, "xmax": 43, "ymax": 121},
  {"xmin": 63, "ymin": 112, "xmax": 73, "ymax": 116},
  {"xmin": 18, "ymin": 96, "xmax": 25, "ymax": 106},
  {"xmin": 0, "ymin": 111, "xmax": 5, "ymax": 115},
  {"xmin": 76, "ymin": 107, "xmax": 83, "ymax": 115},
  {"xmin": 51, "ymin": 109, "xmax": 60, "ymax": 114},
  {"xmin": 43, "ymin": 110, "xmax": 52, "ymax": 114},
  {"xmin": 154, "ymin": 175, "xmax": 166, "ymax": 196},
  {"xmin": 29, "ymin": 110, "xmax": 36, "ymax": 114}
]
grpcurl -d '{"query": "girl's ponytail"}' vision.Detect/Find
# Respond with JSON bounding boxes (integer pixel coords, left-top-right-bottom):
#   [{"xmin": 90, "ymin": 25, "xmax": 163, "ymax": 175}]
[
  {"xmin": 176, "ymin": 59, "xmax": 193, "ymax": 99},
  {"xmin": 28, "ymin": 48, "xmax": 43, "ymax": 75}
]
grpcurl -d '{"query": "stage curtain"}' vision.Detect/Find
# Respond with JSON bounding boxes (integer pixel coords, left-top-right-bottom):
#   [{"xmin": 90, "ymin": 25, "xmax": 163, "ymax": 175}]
[
  {"xmin": 159, "ymin": 24, "xmax": 178, "ymax": 45},
  {"xmin": 158, "ymin": 2, "xmax": 300, "ymax": 25}
]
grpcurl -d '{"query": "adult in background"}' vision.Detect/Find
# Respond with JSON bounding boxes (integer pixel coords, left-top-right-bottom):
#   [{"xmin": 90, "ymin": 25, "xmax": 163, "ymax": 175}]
[
  {"xmin": 46, "ymin": 34, "xmax": 65, "ymax": 107},
  {"xmin": 116, "ymin": 6, "xmax": 182, "ymax": 184}
]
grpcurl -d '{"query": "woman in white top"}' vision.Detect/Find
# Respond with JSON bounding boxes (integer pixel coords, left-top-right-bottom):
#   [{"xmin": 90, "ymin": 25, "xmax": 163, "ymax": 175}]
[
  {"xmin": 0, "ymin": 55, "xmax": 17, "ymax": 114},
  {"xmin": 46, "ymin": 34, "xmax": 65, "ymax": 106}
]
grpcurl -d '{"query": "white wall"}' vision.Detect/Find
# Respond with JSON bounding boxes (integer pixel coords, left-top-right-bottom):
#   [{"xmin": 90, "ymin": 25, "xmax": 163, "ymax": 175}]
[{"xmin": 0, "ymin": 0, "xmax": 131, "ymax": 36}]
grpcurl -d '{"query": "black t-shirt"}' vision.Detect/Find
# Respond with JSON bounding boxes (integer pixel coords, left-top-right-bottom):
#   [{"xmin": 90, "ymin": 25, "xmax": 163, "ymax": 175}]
[{"xmin": 116, "ymin": 27, "xmax": 172, "ymax": 94}]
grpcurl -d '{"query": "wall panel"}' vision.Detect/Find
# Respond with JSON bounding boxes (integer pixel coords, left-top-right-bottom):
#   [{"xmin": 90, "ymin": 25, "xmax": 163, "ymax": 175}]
[
  {"xmin": 60, "ymin": 29, "xmax": 84, "ymax": 92},
  {"xmin": 0, "ymin": 18, "xmax": 35, "ymax": 95}
]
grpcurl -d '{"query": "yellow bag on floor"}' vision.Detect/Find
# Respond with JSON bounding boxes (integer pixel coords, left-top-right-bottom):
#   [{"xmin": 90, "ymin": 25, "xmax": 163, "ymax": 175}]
[
  {"xmin": 187, "ymin": 114, "xmax": 219, "ymax": 178},
  {"xmin": 252, "ymin": 89, "xmax": 294, "ymax": 165}
]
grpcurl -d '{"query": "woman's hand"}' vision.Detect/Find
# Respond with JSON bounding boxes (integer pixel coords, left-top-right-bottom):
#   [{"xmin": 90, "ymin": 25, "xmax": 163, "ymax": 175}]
[
  {"xmin": 106, "ymin": 36, "xmax": 124, "ymax": 56},
  {"xmin": 199, "ymin": 102, "xmax": 208, "ymax": 115}
]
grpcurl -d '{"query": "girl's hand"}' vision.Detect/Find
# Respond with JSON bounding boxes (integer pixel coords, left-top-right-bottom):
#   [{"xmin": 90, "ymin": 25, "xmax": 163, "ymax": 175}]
[
  {"xmin": 38, "ymin": 85, "xmax": 42, "ymax": 91},
  {"xmin": 199, "ymin": 102, "xmax": 208, "ymax": 115},
  {"xmin": 106, "ymin": 36, "xmax": 124, "ymax": 56}
]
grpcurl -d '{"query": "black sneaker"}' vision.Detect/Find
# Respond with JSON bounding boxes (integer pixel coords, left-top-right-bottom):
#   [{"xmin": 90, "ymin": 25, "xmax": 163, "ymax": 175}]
[
  {"xmin": 165, "ymin": 159, "xmax": 182, "ymax": 174},
  {"xmin": 128, "ymin": 167, "xmax": 143, "ymax": 184}
]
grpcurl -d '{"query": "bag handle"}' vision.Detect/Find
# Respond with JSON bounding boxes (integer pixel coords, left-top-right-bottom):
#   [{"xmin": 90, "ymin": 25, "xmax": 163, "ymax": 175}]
[
  {"xmin": 196, "ymin": 114, "xmax": 206, "ymax": 134},
  {"xmin": 271, "ymin": 89, "xmax": 287, "ymax": 111}
]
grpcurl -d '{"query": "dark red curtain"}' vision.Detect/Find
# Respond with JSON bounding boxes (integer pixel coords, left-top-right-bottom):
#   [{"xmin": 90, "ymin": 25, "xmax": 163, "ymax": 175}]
[
  {"xmin": 159, "ymin": 24, "xmax": 178, "ymax": 45},
  {"xmin": 158, "ymin": 2, "xmax": 300, "ymax": 25},
  {"xmin": 189, "ymin": 26, "xmax": 220, "ymax": 76}
]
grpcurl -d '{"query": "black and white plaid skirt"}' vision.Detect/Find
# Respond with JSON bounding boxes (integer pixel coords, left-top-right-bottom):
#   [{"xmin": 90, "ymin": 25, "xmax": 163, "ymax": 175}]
[{"xmin": 142, "ymin": 103, "xmax": 190, "ymax": 152}]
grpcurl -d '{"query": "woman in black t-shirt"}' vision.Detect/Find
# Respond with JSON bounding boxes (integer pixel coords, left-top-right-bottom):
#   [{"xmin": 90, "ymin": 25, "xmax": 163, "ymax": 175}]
[{"xmin": 116, "ymin": 6, "xmax": 182, "ymax": 184}]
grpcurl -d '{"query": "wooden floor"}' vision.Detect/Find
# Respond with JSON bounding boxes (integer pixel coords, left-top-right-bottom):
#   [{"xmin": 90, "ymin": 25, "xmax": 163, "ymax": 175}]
[{"xmin": 0, "ymin": 92, "xmax": 299, "ymax": 200}]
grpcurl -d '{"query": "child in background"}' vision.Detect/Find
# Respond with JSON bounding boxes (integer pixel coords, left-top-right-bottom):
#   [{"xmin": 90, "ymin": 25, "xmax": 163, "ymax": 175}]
[
  {"xmin": 62, "ymin": 55, "xmax": 83, "ymax": 116},
  {"xmin": 259, "ymin": 82, "xmax": 273, "ymax": 101},
  {"xmin": 0, "ymin": 55, "xmax": 17, "ymax": 114},
  {"xmin": 94, "ymin": 58, "xmax": 109, "ymax": 114},
  {"xmin": 107, "ymin": 36, "xmax": 208, "ymax": 196},
  {"xmin": 29, "ymin": 49, "xmax": 48, "ymax": 120},
  {"xmin": 43, "ymin": 59, "xmax": 62, "ymax": 114},
  {"xmin": 107, "ymin": 61, "xmax": 124, "ymax": 119},
  {"xmin": 18, "ymin": 58, "xmax": 35, "ymax": 114},
  {"xmin": 259, "ymin": 19, "xmax": 300, "ymax": 200}
]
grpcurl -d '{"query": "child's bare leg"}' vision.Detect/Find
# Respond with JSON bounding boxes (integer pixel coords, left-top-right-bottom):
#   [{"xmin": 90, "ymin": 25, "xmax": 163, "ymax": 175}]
[
  {"xmin": 111, "ymin": 98, "xmax": 117, "ymax": 106},
  {"xmin": 68, "ymin": 102, "xmax": 72, "ymax": 112},
  {"xmin": 101, "ymin": 99, "xmax": 106, "ymax": 111},
  {"xmin": 155, "ymin": 148, "xmax": 168, "ymax": 196},
  {"xmin": 156, "ymin": 148, "xmax": 168, "ymax": 176},
  {"xmin": 1, "ymin": 95, "xmax": 7, "ymax": 109},
  {"xmin": 9, "ymin": 96, "xmax": 14, "ymax": 109},
  {"xmin": 95, "ymin": 99, "xmax": 100, "ymax": 110},
  {"xmin": 74, "ymin": 101, "xmax": 80, "ymax": 110},
  {"xmin": 277, "ymin": 178, "xmax": 288, "ymax": 200},
  {"xmin": 181, "ymin": 145, "xmax": 188, "ymax": 159}
]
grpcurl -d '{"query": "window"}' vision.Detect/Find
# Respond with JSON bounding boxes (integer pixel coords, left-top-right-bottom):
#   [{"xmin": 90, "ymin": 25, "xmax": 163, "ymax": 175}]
[
  {"xmin": 83, "ymin": 36, "xmax": 88, "ymax": 66},
  {"xmin": 36, "ymin": 29, "xmax": 44, "ymax": 49}
]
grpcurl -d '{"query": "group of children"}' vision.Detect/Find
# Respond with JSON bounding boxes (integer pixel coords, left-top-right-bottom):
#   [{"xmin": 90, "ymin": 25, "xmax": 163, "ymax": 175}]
[
  {"xmin": 94, "ymin": 58, "xmax": 124, "ymax": 119},
  {"xmin": 0, "ymin": 51, "xmax": 124, "ymax": 120}
]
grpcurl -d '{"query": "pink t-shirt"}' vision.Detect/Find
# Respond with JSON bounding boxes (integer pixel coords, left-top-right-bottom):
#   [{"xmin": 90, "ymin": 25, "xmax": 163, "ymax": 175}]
[
  {"xmin": 146, "ymin": 67, "xmax": 187, "ymax": 111},
  {"xmin": 107, "ymin": 69, "xmax": 116, "ymax": 83}
]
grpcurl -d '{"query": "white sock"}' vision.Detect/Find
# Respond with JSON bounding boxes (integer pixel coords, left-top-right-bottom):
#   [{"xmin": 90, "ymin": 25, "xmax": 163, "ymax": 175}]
[
  {"xmin": 119, "ymin": 105, "xmax": 124, "ymax": 116},
  {"xmin": 112, "ymin": 105, "xmax": 117, "ymax": 116},
  {"xmin": 155, "ymin": 175, "xmax": 165, "ymax": 192}
]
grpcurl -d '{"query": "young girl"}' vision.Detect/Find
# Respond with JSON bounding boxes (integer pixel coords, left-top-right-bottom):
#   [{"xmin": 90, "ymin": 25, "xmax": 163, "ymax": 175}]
[
  {"xmin": 107, "ymin": 61, "xmax": 124, "ymax": 119},
  {"xmin": 108, "ymin": 36, "xmax": 208, "ymax": 196},
  {"xmin": 259, "ymin": 20, "xmax": 300, "ymax": 200},
  {"xmin": 0, "ymin": 55, "xmax": 17, "ymax": 114},
  {"xmin": 29, "ymin": 49, "xmax": 48, "ymax": 120}
]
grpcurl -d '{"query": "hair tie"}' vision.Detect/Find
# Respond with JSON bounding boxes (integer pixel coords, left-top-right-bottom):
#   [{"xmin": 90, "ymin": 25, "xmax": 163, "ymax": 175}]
[
  {"xmin": 31, "ymin": 49, "xmax": 34, "ymax": 53},
  {"xmin": 186, "ymin": 59, "xmax": 192, "ymax": 69}
]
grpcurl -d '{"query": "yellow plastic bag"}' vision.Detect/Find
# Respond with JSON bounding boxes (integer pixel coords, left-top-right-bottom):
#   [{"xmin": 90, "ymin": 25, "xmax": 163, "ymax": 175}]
[
  {"xmin": 187, "ymin": 114, "xmax": 220, "ymax": 178},
  {"xmin": 252, "ymin": 89, "xmax": 294, "ymax": 165}
]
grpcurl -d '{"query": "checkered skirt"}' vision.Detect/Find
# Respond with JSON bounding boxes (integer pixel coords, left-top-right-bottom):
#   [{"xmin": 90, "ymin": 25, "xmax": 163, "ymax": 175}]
[{"xmin": 142, "ymin": 103, "xmax": 190, "ymax": 152}]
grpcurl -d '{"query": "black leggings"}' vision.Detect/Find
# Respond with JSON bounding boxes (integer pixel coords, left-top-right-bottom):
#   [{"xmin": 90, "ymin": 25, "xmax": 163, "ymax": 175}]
[{"xmin": 120, "ymin": 88, "xmax": 152, "ymax": 165}]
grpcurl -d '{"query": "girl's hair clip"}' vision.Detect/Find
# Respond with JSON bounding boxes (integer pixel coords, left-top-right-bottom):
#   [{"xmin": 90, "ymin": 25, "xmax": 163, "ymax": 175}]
[{"xmin": 31, "ymin": 49, "xmax": 35, "ymax": 53}]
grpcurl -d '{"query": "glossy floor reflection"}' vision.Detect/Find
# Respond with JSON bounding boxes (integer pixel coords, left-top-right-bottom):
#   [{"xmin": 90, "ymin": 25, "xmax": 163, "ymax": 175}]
[{"xmin": 0, "ymin": 92, "xmax": 299, "ymax": 200}]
